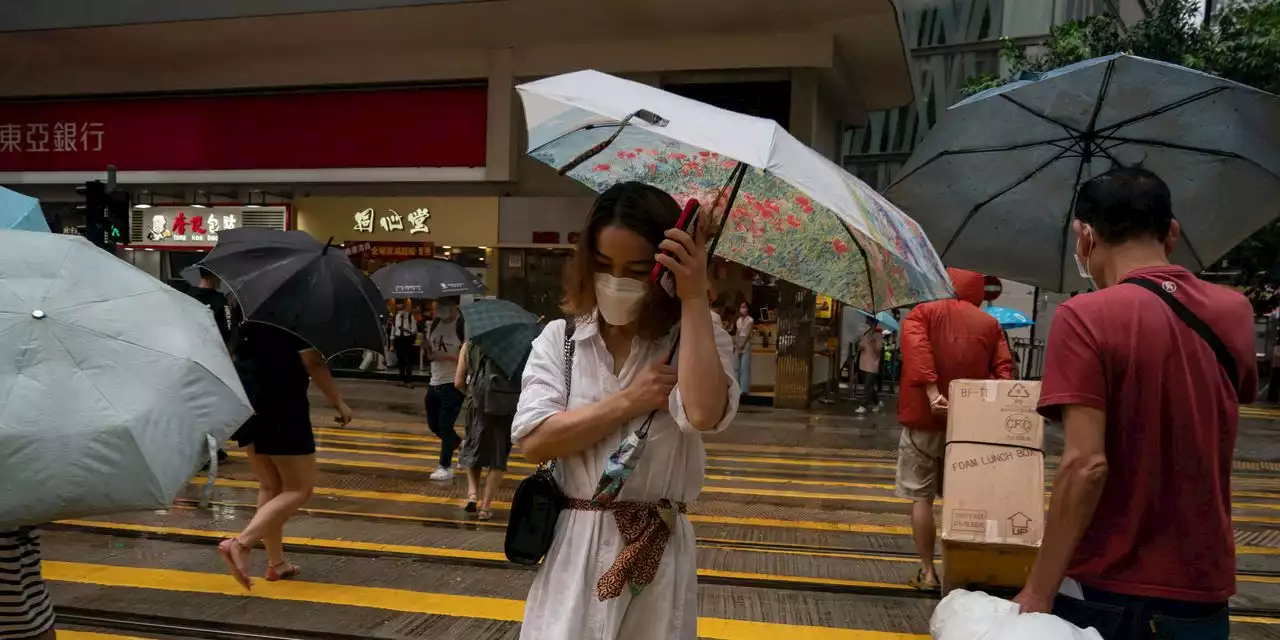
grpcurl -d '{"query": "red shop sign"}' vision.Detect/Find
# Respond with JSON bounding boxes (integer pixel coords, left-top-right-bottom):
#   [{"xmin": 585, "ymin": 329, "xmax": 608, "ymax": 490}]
[{"xmin": 0, "ymin": 86, "xmax": 487, "ymax": 172}]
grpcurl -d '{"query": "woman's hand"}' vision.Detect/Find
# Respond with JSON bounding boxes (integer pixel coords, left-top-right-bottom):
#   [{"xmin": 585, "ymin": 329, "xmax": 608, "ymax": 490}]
[
  {"xmin": 334, "ymin": 401, "xmax": 354, "ymax": 426},
  {"xmin": 622, "ymin": 359, "xmax": 678, "ymax": 415},
  {"xmin": 655, "ymin": 213, "xmax": 710, "ymax": 303}
]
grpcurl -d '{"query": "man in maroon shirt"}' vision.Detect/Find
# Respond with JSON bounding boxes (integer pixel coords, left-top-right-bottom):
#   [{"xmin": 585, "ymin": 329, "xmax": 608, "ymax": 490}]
[{"xmin": 1013, "ymin": 168, "xmax": 1257, "ymax": 639}]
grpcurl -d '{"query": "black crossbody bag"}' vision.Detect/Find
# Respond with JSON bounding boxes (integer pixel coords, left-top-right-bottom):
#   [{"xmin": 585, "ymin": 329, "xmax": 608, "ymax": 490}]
[{"xmin": 504, "ymin": 321, "xmax": 576, "ymax": 565}]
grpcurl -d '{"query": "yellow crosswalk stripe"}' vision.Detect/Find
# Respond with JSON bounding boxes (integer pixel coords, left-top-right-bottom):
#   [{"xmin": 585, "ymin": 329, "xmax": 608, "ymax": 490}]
[
  {"xmin": 43, "ymin": 561, "xmax": 930, "ymax": 639},
  {"xmin": 57, "ymin": 633, "xmax": 150, "ymax": 640},
  {"xmin": 193, "ymin": 477, "xmax": 914, "ymax": 535}
]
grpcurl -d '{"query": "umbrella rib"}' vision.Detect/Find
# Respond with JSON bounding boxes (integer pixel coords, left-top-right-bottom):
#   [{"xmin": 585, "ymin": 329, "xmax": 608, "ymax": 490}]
[
  {"xmin": 941, "ymin": 144, "xmax": 1078, "ymax": 259},
  {"xmin": 835, "ymin": 217, "xmax": 877, "ymax": 312},
  {"xmin": 1094, "ymin": 87, "xmax": 1230, "ymax": 136},
  {"xmin": 1083, "ymin": 59, "xmax": 1117, "ymax": 136},
  {"xmin": 886, "ymin": 137, "xmax": 1077, "ymax": 190},
  {"xmin": 999, "ymin": 95, "xmax": 1084, "ymax": 136},
  {"xmin": 707, "ymin": 163, "xmax": 748, "ymax": 261},
  {"xmin": 527, "ymin": 121, "xmax": 622, "ymax": 157},
  {"xmin": 1100, "ymin": 136, "xmax": 1280, "ymax": 181}
]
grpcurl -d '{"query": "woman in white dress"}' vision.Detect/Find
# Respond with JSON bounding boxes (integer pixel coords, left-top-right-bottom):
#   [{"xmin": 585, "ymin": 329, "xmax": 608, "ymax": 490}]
[{"xmin": 512, "ymin": 182, "xmax": 740, "ymax": 640}]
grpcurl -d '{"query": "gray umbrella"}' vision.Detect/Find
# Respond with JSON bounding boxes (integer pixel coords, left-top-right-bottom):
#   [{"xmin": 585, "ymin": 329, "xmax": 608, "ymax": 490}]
[
  {"xmin": 0, "ymin": 230, "xmax": 253, "ymax": 527},
  {"xmin": 371, "ymin": 258, "xmax": 485, "ymax": 300},
  {"xmin": 886, "ymin": 54, "xmax": 1280, "ymax": 292}
]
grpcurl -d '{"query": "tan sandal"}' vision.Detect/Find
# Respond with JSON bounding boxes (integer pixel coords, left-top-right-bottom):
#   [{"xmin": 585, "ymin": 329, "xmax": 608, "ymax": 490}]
[
  {"xmin": 265, "ymin": 561, "xmax": 300, "ymax": 582},
  {"xmin": 217, "ymin": 538, "xmax": 252, "ymax": 590},
  {"xmin": 908, "ymin": 567, "xmax": 940, "ymax": 592}
]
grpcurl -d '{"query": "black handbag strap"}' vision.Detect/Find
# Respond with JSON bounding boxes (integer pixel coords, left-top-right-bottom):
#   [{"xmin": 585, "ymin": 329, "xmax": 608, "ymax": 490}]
[
  {"xmin": 563, "ymin": 319, "xmax": 576, "ymax": 393},
  {"xmin": 1123, "ymin": 277, "xmax": 1239, "ymax": 394}
]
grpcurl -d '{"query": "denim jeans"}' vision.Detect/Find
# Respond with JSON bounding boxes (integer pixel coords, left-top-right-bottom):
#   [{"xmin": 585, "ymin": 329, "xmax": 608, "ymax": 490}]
[
  {"xmin": 1053, "ymin": 585, "xmax": 1228, "ymax": 640},
  {"xmin": 425, "ymin": 384, "xmax": 464, "ymax": 468}
]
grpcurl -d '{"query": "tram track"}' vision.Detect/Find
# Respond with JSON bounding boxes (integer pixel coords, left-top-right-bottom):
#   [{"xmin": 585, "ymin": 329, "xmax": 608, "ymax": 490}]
[
  {"xmin": 60, "ymin": 609, "xmax": 371, "ymax": 640},
  {"xmin": 44, "ymin": 520, "xmax": 1280, "ymax": 602}
]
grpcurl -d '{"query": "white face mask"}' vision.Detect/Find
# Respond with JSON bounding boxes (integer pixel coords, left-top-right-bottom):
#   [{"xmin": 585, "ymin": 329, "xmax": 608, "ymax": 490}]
[{"xmin": 595, "ymin": 273, "xmax": 648, "ymax": 326}]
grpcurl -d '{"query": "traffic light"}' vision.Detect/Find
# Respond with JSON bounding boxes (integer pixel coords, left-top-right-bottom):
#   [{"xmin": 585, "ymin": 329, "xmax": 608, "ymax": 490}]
[
  {"xmin": 75, "ymin": 180, "xmax": 111, "ymax": 252},
  {"xmin": 106, "ymin": 189, "xmax": 130, "ymax": 246}
]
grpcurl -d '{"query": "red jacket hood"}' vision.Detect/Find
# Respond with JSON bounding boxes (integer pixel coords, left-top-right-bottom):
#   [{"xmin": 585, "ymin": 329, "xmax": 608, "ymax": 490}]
[{"xmin": 949, "ymin": 268, "xmax": 985, "ymax": 307}]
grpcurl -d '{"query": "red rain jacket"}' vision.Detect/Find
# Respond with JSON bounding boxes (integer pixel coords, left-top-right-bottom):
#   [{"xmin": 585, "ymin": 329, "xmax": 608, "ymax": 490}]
[{"xmin": 897, "ymin": 268, "xmax": 1015, "ymax": 431}]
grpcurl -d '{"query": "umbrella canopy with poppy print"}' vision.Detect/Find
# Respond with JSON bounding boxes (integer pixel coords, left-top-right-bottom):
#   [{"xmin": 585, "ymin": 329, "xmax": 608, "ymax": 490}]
[{"xmin": 516, "ymin": 70, "xmax": 953, "ymax": 312}]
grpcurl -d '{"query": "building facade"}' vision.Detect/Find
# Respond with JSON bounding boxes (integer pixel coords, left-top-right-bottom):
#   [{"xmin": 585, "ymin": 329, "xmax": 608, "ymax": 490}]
[
  {"xmin": 842, "ymin": 0, "xmax": 1121, "ymax": 368},
  {"xmin": 0, "ymin": 0, "xmax": 918, "ymax": 407}
]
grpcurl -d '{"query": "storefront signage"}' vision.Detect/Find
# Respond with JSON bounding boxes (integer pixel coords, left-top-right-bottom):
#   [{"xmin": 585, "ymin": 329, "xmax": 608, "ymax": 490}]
[
  {"xmin": 353, "ymin": 207, "xmax": 430, "ymax": 235},
  {"xmin": 1, "ymin": 122, "xmax": 104, "ymax": 155},
  {"xmin": 129, "ymin": 205, "xmax": 288, "ymax": 248},
  {"xmin": 143, "ymin": 210, "xmax": 237, "ymax": 243},
  {"xmin": 0, "ymin": 87, "xmax": 486, "ymax": 172}
]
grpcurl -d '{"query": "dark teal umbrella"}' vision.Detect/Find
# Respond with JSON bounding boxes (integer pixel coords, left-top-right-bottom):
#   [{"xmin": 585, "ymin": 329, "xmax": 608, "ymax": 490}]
[{"xmin": 462, "ymin": 298, "xmax": 540, "ymax": 378}]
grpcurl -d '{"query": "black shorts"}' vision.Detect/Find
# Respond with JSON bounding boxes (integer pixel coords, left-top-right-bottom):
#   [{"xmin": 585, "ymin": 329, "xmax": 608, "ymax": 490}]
[{"xmin": 232, "ymin": 409, "xmax": 315, "ymax": 456}]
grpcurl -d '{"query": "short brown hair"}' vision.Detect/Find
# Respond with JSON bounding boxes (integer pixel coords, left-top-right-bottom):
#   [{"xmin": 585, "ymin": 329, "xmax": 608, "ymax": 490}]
[{"xmin": 563, "ymin": 182, "xmax": 682, "ymax": 340}]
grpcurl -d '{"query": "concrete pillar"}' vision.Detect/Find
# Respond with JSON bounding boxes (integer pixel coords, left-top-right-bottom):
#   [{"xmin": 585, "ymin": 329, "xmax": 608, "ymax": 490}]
[
  {"xmin": 486, "ymin": 49, "xmax": 517, "ymax": 183},
  {"xmin": 773, "ymin": 70, "xmax": 825, "ymax": 410}
]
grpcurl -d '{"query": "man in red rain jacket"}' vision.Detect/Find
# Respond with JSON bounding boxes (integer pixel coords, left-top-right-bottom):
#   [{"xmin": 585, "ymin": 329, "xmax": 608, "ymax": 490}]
[{"xmin": 896, "ymin": 267, "xmax": 1014, "ymax": 589}]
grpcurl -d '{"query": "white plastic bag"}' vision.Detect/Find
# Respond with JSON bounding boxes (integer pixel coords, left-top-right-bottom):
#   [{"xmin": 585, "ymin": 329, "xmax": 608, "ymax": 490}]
[{"xmin": 931, "ymin": 590, "xmax": 1103, "ymax": 640}]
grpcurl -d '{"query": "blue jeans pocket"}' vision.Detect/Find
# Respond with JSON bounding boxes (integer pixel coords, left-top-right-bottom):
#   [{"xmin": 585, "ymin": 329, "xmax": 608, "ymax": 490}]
[{"xmin": 1151, "ymin": 607, "xmax": 1228, "ymax": 640}]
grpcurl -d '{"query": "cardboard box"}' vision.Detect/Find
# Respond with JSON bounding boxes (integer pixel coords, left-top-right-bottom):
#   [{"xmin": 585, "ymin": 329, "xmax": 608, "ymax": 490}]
[{"xmin": 942, "ymin": 379, "xmax": 1046, "ymax": 591}]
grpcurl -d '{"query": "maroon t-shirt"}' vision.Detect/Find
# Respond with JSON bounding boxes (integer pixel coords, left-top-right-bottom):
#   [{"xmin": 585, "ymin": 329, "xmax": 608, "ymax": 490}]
[{"xmin": 1039, "ymin": 265, "xmax": 1257, "ymax": 602}]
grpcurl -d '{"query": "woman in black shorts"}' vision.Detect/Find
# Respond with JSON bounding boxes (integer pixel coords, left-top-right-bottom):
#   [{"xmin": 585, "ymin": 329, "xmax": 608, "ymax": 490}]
[{"xmin": 218, "ymin": 321, "xmax": 353, "ymax": 590}]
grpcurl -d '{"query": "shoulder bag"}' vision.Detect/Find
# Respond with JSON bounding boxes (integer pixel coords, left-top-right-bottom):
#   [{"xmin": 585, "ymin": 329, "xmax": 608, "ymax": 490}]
[{"xmin": 504, "ymin": 320, "xmax": 575, "ymax": 565}]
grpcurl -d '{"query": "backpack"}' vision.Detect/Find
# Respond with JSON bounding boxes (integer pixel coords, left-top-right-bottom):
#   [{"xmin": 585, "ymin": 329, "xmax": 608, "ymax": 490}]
[{"xmin": 471, "ymin": 346, "xmax": 523, "ymax": 416}]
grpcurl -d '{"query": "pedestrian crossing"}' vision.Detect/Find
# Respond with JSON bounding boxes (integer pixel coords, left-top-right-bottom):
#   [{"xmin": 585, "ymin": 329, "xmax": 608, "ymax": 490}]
[{"xmin": 38, "ymin": 410, "xmax": 1280, "ymax": 639}]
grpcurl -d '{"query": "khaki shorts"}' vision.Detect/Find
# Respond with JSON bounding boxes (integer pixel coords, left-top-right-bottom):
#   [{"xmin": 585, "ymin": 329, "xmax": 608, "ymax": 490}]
[{"xmin": 895, "ymin": 428, "xmax": 946, "ymax": 502}]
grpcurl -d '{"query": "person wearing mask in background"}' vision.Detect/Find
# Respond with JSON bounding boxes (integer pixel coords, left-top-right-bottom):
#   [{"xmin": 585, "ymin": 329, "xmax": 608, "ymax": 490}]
[
  {"xmin": 512, "ymin": 182, "xmax": 738, "ymax": 639},
  {"xmin": 897, "ymin": 267, "xmax": 1014, "ymax": 590},
  {"xmin": 187, "ymin": 267, "xmax": 232, "ymax": 465},
  {"xmin": 391, "ymin": 300, "xmax": 418, "ymax": 388},
  {"xmin": 733, "ymin": 302, "xmax": 754, "ymax": 396},
  {"xmin": 855, "ymin": 317, "xmax": 884, "ymax": 415},
  {"xmin": 1013, "ymin": 168, "xmax": 1256, "ymax": 639},
  {"xmin": 424, "ymin": 297, "xmax": 465, "ymax": 481}
]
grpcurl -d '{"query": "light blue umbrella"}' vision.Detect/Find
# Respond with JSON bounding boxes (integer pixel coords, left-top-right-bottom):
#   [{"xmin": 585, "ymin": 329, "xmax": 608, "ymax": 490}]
[
  {"xmin": 0, "ymin": 186, "xmax": 50, "ymax": 232},
  {"xmin": 853, "ymin": 308, "xmax": 900, "ymax": 333},
  {"xmin": 887, "ymin": 54, "xmax": 1280, "ymax": 293},
  {"xmin": 985, "ymin": 305, "xmax": 1035, "ymax": 329}
]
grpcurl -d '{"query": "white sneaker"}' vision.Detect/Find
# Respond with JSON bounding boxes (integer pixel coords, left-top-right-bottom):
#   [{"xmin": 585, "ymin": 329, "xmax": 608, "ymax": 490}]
[
  {"xmin": 855, "ymin": 406, "xmax": 868, "ymax": 415},
  {"xmin": 429, "ymin": 466, "xmax": 454, "ymax": 481}
]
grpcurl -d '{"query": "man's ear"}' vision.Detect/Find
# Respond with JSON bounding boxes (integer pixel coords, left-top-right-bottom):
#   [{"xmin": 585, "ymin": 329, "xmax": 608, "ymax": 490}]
[{"xmin": 1165, "ymin": 220, "xmax": 1181, "ymax": 258}]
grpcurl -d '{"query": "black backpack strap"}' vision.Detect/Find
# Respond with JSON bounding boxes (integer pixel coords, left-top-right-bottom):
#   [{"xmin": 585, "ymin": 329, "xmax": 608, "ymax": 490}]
[{"xmin": 1123, "ymin": 277, "xmax": 1239, "ymax": 393}]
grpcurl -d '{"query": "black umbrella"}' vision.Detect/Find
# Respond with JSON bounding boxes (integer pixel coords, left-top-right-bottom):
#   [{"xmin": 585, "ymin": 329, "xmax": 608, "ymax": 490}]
[
  {"xmin": 179, "ymin": 264, "xmax": 231, "ymax": 293},
  {"xmin": 199, "ymin": 228, "xmax": 387, "ymax": 357},
  {"xmin": 370, "ymin": 258, "xmax": 486, "ymax": 300}
]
